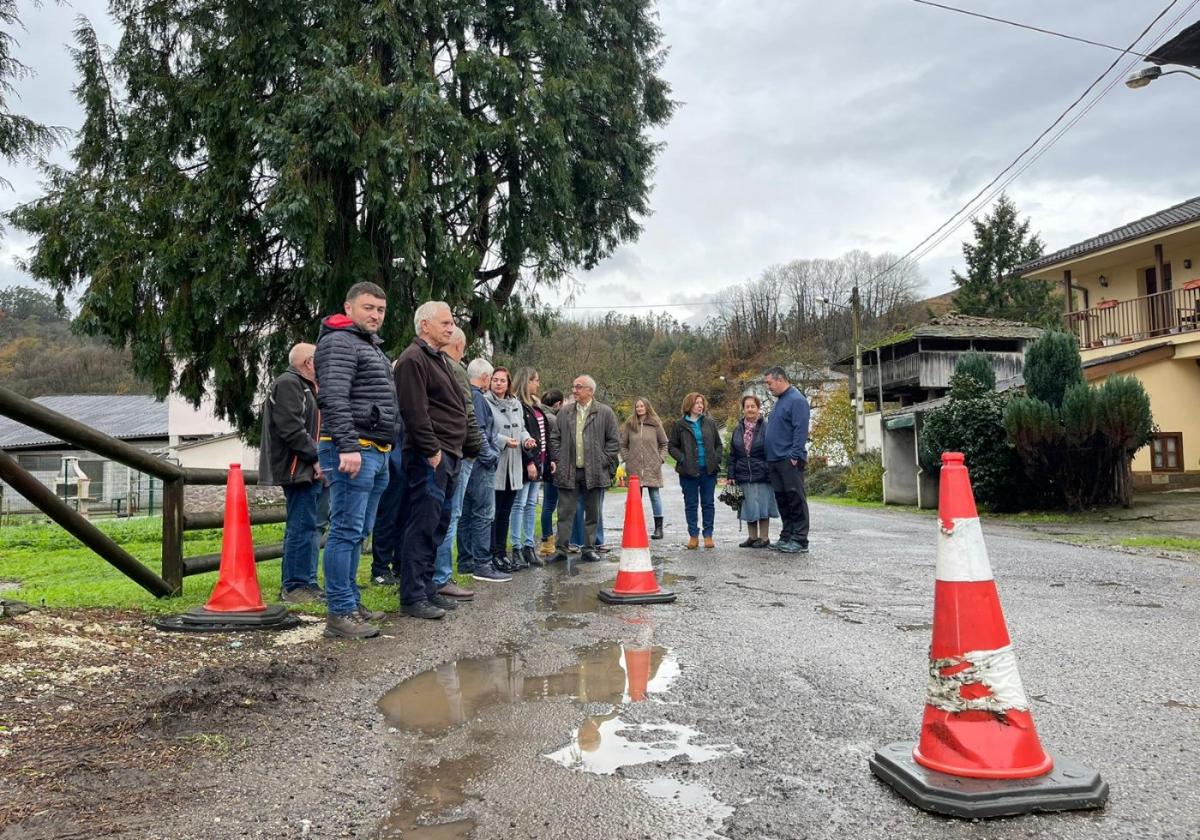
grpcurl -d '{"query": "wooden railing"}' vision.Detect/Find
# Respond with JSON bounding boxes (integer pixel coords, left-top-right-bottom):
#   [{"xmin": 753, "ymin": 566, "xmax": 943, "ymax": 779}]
[
  {"xmin": 1067, "ymin": 285, "xmax": 1200, "ymax": 348},
  {"xmin": 0, "ymin": 385, "xmax": 287, "ymax": 597},
  {"xmin": 864, "ymin": 353, "xmax": 920, "ymax": 389}
]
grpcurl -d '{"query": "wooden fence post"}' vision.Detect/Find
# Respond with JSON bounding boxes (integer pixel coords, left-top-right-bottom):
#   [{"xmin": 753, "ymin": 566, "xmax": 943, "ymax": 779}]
[{"xmin": 161, "ymin": 478, "xmax": 186, "ymax": 595}]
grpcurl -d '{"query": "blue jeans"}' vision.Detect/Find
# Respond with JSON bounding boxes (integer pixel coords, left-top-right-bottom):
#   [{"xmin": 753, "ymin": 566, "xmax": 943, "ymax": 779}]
[
  {"xmin": 319, "ymin": 442, "xmax": 390, "ymax": 616},
  {"xmin": 435, "ymin": 458, "xmax": 473, "ymax": 586},
  {"xmin": 643, "ymin": 485, "xmax": 663, "ymax": 518},
  {"xmin": 370, "ymin": 448, "xmax": 408, "ymax": 578},
  {"xmin": 458, "ymin": 463, "xmax": 496, "ymax": 574},
  {"xmin": 509, "ymin": 479, "xmax": 540, "ymax": 549},
  {"xmin": 680, "ymin": 472, "xmax": 717, "ymax": 538},
  {"xmin": 400, "ymin": 452, "xmax": 460, "ymax": 606},
  {"xmin": 540, "ymin": 481, "xmax": 558, "ymax": 540},
  {"xmin": 571, "ymin": 489, "xmax": 605, "ymax": 546},
  {"xmin": 281, "ymin": 480, "xmax": 323, "ymax": 591}
]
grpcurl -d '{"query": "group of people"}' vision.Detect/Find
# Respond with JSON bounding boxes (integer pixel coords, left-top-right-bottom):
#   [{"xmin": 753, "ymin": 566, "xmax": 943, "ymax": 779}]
[{"xmin": 259, "ymin": 282, "xmax": 811, "ymax": 640}]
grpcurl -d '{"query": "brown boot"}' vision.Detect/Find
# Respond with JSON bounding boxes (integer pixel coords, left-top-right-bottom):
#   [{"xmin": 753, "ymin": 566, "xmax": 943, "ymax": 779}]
[
  {"xmin": 704, "ymin": 537, "xmax": 715, "ymax": 549},
  {"xmin": 687, "ymin": 536, "xmax": 699, "ymax": 550}
]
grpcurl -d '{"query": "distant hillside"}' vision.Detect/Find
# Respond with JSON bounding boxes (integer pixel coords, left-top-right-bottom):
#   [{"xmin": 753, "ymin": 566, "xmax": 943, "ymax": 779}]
[{"xmin": 0, "ymin": 286, "xmax": 152, "ymax": 398}]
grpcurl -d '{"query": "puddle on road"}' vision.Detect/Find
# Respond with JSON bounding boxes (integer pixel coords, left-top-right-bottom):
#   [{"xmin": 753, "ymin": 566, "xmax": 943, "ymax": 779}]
[
  {"xmin": 544, "ymin": 714, "xmax": 734, "ymax": 775},
  {"xmin": 376, "ymin": 754, "xmax": 489, "ymax": 839},
  {"xmin": 636, "ymin": 778, "xmax": 735, "ymax": 840},
  {"xmin": 378, "ymin": 642, "xmax": 675, "ymax": 736},
  {"xmin": 534, "ymin": 572, "xmax": 696, "ymax": 618},
  {"xmin": 378, "ymin": 641, "xmax": 736, "ymax": 837}
]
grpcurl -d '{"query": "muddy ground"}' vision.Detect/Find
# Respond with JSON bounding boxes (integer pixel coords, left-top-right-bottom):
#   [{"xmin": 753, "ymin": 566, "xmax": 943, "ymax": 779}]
[{"xmin": 2, "ymin": 489, "xmax": 1198, "ymax": 839}]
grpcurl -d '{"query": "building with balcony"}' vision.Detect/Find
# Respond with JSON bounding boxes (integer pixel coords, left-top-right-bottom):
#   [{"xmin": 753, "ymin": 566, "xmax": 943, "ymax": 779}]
[{"xmin": 1019, "ymin": 195, "xmax": 1200, "ymax": 487}]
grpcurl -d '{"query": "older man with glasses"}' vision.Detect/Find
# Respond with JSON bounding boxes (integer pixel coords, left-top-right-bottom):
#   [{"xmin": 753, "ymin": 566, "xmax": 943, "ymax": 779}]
[{"xmin": 548, "ymin": 376, "xmax": 619, "ymax": 564}]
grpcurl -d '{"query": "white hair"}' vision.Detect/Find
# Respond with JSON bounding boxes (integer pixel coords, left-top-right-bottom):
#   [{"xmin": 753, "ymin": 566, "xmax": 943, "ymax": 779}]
[
  {"xmin": 449, "ymin": 326, "xmax": 466, "ymax": 346},
  {"xmin": 466, "ymin": 358, "xmax": 494, "ymax": 380},
  {"xmin": 288, "ymin": 342, "xmax": 316, "ymax": 367},
  {"xmin": 413, "ymin": 300, "xmax": 450, "ymax": 336},
  {"xmin": 576, "ymin": 374, "xmax": 596, "ymax": 390}
]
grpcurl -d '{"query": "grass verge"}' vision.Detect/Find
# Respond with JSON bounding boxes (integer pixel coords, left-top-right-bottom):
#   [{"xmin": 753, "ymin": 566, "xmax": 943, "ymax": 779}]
[{"xmin": 1119, "ymin": 536, "xmax": 1200, "ymax": 553}]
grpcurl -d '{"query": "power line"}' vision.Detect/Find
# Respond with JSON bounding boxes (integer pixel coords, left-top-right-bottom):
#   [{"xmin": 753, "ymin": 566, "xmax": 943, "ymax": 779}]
[
  {"xmin": 866, "ymin": 0, "xmax": 1190, "ymax": 286},
  {"xmin": 901, "ymin": 0, "xmax": 1200, "ymax": 270},
  {"xmin": 909, "ymin": 0, "xmax": 1151, "ymax": 58}
]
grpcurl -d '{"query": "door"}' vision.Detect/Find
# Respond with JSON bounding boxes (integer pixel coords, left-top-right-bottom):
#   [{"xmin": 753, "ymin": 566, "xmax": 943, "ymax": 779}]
[{"xmin": 1145, "ymin": 263, "xmax": 1174, "ymax": 335}]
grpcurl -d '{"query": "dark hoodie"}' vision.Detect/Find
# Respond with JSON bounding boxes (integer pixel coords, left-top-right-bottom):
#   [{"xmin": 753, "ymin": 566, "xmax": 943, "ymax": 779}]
[{"xmin": 313, "ymin": 314, "xmax": 398, "ymax": 452}]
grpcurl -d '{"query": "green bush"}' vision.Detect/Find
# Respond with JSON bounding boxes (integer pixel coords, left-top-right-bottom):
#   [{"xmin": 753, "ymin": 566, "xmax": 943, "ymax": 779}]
[
  {"xmin": 921, "ymin": 388, "xmax": 1024, "ymax": 511},
  {"xmin": 1023, "ymin": 331, "xmax": 1083, "ymax": 408},
  {"xmin": 807, "ymin": 455, "xmax": 848, "ymax": 496},
  {"xmin": 845, "ymin": 451, "xmax": 884, "ymax": 502},
  {"xmin": 949, "ymin": 351, "xmax": 996, "ymax": 399}
]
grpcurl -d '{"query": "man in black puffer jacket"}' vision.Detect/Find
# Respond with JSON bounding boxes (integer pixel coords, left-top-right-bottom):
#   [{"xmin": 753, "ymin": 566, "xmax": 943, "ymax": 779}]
[{"xmin": 313, "ymin": 281, "xmax": 398, "ymax": 640}]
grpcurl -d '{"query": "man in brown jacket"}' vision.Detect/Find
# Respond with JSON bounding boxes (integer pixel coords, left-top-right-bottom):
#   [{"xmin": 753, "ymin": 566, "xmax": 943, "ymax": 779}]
[
  {"xmin": 548, "ymin": 375, "xmax": 619, "ymax": 563},
  {"xmin": 395, "ymin": 301, "xmax": 468, "ymax": 619}
]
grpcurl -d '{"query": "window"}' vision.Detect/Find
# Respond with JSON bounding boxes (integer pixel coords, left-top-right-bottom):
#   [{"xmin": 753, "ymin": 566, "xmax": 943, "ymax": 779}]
[
  {"xmin": 1151, "ymin": 433, "xmax": 1184, "ymax": 472},
  {"xmin": 17, "ymin": 454, "xmax": 60, "ymax": 472}
]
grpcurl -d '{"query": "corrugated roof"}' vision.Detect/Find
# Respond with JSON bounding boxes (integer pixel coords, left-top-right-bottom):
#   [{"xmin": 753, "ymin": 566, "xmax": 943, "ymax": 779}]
[
  {"xmin": 0, "ymin": 395, "xmax": 168, "ymax": 450},
  {"xmin": 1018, "ymin": 196, "xmax": 1200, "ymax": 275}
]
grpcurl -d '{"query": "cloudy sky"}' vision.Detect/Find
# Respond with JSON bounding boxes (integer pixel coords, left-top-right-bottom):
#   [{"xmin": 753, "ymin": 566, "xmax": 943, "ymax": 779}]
[{"xmin": 2, "ymin": 0, "xmax": 1198, "ymax": 321}]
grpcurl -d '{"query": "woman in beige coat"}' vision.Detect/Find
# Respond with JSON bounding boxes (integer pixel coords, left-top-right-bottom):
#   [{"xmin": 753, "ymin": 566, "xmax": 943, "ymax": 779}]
[{"xmin": 620, "ymin": 397, "xmax": 669, "ymax": 540}]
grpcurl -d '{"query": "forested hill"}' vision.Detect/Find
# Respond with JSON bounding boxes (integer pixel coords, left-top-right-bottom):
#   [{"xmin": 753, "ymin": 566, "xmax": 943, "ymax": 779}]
[{"xmin": 0, "ymin": 286, "xmax": 151, "ymax": 397}]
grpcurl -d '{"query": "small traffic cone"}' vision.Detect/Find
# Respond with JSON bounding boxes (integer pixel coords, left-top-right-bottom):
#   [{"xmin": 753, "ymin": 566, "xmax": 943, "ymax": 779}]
[
  {"xmin": 154, "ymin": 464, "xmax": 298, "ymax": 633},
  {"xmin": 598, "ymin": 476, "xmax": 676, "ymax": 605},
  {"xmin": 205, "ymin": 463, "xmax": 266, "ymax": 613},
  {"xmin": 870, "ymin": 452, "xmax": 1107, "ymax": 818}
]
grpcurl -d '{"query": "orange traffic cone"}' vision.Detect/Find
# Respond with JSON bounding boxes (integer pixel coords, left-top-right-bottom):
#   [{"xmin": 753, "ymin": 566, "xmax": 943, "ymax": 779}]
[
  {"xmin": 623, "ymin": 645, "xmax": 652, "ymax": 702},
  {"xmin": 598, "ymin": 476, "xmax": 676, "ymax": 605},
  {"xmin": 205, "ymin": 463, "xmax": 267, "ymax": 613},
  {"xmin": 154, "ymin": 464, "xmax": 298, "ymax": 633},
  {"xmin": 870, "ymin": 452, "xmax": 1107, "ymax": 818}
]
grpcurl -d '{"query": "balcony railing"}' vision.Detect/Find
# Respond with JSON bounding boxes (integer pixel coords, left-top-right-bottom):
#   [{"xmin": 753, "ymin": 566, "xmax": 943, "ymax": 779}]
[
  {"xmin": 1067, "ymin": 284, "xmax": 1200, "ymax": 349},
  {"xmin": 863, "ymin": 350, "xmax": 1024, "ymax": 390}
]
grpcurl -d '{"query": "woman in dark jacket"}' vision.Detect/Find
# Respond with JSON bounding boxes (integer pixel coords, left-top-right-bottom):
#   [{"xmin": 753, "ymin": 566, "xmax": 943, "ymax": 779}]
[
  {"xmin": 510, "ymin": 367, "xmax": 548, "ymax": 568},
  {"xmin": 667, "ymin": 392, "xmax": 723, "ymax": 550},
  {"xmin": 727, "ymin": 394, "xmax": 779, "ymax": 548}
]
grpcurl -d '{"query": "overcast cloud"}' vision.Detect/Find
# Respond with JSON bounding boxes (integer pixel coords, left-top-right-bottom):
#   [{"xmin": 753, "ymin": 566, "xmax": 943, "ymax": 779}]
[{"xmin": 2, "ymin": 1, "xmax": 1198, "ymax": 322}]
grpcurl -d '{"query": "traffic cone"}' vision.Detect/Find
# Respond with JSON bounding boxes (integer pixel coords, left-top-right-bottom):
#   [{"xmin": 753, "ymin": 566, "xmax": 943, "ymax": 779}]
[
  {"xmin": 869, "ymin": 452, "xmax": 1108, "ymax": 818},
  {"xmin": 598, "ymin": 476, "xmax": 676, "ymax": 605},
  {"xmin": 623, "ymin": 645, "xmax": 652, "ymax": 702},
  {"xmin": 154, "ymin": 464, "xmax": 298, "ymax": 632},
  {"xmin": 205, "ymin": 463, "xmax": 267, "ymax": 612}
]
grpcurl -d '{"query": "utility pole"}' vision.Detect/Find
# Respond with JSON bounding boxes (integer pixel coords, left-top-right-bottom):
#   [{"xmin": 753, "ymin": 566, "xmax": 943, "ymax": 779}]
[{"xmin": 852, "ymin": 284, "xmax": 866, "ymax": 455}]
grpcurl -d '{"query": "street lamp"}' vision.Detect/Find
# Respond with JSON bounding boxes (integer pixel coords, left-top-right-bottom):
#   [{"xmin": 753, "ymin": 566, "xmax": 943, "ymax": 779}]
[
  {"xmin": 1125, "ymin": 65, "xmax": 1200, "ymax": 89},
  {"xmin": 820, "ymin": 287, "xmax": 866, "ymax": 455}
]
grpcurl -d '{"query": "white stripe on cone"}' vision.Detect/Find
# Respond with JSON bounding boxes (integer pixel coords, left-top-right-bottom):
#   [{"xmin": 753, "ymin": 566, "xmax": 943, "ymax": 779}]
[
  {"xmin": 935, "ymin": 517, "xmax": 994, "ymax": 582},
  {"xmin": 617, "ymin": 546, "xmax": 653, "ymax": 573}
]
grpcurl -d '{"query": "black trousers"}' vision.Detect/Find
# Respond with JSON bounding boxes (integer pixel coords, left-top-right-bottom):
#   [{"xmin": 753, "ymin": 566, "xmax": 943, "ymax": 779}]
[
  {"xmin": 492, "ymin": 487, "xmax": 518, "ymax": 557},
  {"xmin": 768, "ymin": 459, "xmax": 809, "ymax": 546},
  {"xmin": 556, "ymin": 473, "xmax": 602, "ymax": 550},
  {"xmin": 399, "ymin": 452, "xmax": 460, "ymax": 606}
]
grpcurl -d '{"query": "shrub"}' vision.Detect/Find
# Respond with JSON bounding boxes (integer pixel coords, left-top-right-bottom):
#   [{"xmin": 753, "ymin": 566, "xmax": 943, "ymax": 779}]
[
  {"xmin": 1023, "ymin": 331, "xmax": 1083, "ymax": 408},
  {"xmin": 845, "ymin": 451, "xmax": 884, "ymax": 502},
  {"xmin": 921, "ymin": 389, "xmax": 1024, "ymax": 511},
  {"xmin": 807, "ymin": 455, "xmax": 848, "ymax": 496},
  {"xmin": 949, "ymin": 351, "xmax": 996, "ymax": 399}
]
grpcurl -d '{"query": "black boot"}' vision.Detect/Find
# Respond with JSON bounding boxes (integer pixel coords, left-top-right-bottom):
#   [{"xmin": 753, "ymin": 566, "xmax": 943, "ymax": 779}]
[
  {"xmin": 510, "ymin": 548, "xmax": 529, "ymax": 570},
  {"xmin": 524, "ymin": 545, "xmax": 544, "ymax": 568},
  {"xmin": 652, "ymin": 516, "xmax": 664, "ymax": 540},
  {"xmin": 493, "ymin": 549, "xmax": 514, "ymax": 573}
]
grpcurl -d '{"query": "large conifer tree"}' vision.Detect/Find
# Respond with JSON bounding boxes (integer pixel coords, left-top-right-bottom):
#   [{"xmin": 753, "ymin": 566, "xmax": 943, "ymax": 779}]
[{"xmin": 11, "ymin": 0, "xmax": 674, "ymax": 430}]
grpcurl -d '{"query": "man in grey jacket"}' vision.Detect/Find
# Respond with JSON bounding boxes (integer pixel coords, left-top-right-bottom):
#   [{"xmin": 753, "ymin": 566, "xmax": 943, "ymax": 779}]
[
  {"xmin": 258, "ymin": 342, "xmax": 324, "ymax": 604},
  {"xmin": 549, "ymin": 375, "xmax": 619, "ymax": 564}
]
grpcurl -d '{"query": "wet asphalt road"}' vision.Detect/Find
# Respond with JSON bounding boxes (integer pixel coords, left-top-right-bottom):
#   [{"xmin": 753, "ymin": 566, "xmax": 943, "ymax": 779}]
[
  {"xmin": 140, "ymin": 477, "xmax": 1200, "ymax": 840},
  {"xmin": 353, "ymin": 478, "xmax": 1200, "ymax": 840}
]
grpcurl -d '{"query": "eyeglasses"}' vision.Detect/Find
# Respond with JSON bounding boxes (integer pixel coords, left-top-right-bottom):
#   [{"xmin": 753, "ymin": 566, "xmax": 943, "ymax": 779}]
[{"xmin": 572, "ymin": 383, "xmax": 591, "ymax": 390}]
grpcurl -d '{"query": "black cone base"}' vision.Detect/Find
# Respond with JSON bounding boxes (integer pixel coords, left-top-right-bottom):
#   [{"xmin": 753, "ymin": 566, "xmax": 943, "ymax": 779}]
[
  {"xmin": 870, "ymin": 741, "xmax": 1108, "ymax": 819},
  {"xmin": 153, "ymin": 604, "xmax": 300, "ymax": 633},
  {"xmin": 598, "ymin": 588, "xmax": 676, "ymax": 605}
]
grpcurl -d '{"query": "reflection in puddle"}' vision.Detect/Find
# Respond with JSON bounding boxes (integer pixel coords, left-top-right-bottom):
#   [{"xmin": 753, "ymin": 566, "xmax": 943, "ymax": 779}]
[
  {"xmin": 376, "ymin": 754, "xmax": 489, "ymax": 839},
  {"xmin": 544, "ymin": 716, "xmax": 733, "ymax": 775},
  {"xmin": 378, "ymin": 642, "xmax": 674, "ymax": 736}
]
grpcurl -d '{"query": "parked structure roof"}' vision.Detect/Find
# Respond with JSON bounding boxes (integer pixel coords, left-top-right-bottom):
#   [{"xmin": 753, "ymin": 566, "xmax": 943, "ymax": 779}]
[
  {"xmin": 1017, "ymin": 196, "xmax": 1200, "ymax": 275},
  {"xmin": 0, "ymin": 395, "xmax": 168, "ymax": 450}
]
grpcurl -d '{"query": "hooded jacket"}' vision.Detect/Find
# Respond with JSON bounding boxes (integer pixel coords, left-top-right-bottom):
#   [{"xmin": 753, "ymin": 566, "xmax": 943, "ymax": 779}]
[{"xmin": 313, "ymin": 314, "xmax": 397, "ymax": 452}]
